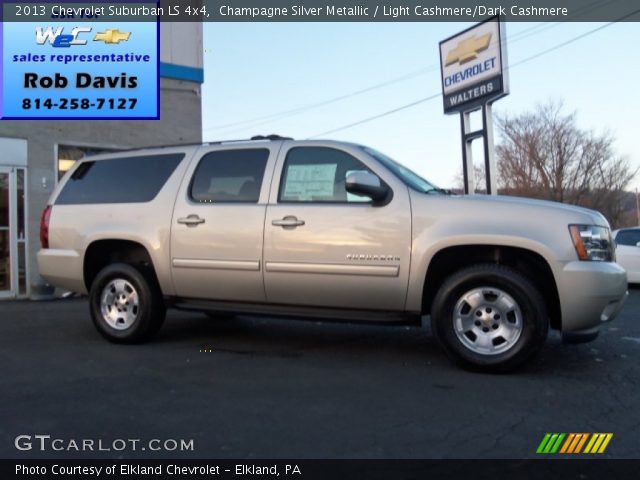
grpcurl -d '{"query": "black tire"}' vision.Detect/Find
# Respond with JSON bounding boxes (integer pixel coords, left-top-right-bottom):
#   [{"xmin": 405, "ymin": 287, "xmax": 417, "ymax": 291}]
[
  {"xmin": 89, "ymin": 263, "xmax": 166, "ymax": 343},
  {"xmin": 430, "ymin": 264, "xmax": 548, "ymax": 373}
]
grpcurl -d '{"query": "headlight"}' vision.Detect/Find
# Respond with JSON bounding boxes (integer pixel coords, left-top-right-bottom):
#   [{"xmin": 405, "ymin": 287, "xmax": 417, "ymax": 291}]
[{"xmin": 569, "ymin": 225, "xmax": 614, "ymax": 262}]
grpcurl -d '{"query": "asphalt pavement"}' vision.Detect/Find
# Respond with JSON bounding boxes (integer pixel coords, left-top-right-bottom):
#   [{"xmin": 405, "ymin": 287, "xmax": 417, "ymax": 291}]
[{"xmin": 1, "ymin": 289, "xmax": 639, "ymax": 459}]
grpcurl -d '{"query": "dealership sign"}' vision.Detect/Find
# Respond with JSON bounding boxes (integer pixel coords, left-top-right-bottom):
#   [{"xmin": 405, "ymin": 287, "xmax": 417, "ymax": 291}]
[
  {"xmin": 0, "ymin": 2, "xmax": 160, "ymax": 120},
  {"xmin": 439, "ymin": 17, "xmax": 508, "ymax": 114}
]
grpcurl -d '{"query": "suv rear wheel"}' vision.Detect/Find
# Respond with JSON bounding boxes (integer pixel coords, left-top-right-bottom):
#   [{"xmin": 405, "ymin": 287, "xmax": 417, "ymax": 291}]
[
  {"xmin": 431, "ymin": 264, "xmax": 548, "ymax": 372},
  {"xmin": 89, "ymin": 263, "xmax": 165, "ymax": 343}
]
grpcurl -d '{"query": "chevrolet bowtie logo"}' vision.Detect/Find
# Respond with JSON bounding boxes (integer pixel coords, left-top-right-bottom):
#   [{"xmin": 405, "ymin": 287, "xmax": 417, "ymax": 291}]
[
  {"xmin": 94, "ymin": 29, "xmax": 131, "ymax": 44},
  {"xmin": 445, "ymin": 33, "xmax": 492, "ymax": 66}
]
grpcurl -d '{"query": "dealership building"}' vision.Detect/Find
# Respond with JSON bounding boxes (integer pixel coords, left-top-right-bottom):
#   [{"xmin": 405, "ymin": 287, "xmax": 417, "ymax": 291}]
[{"xmin": 0, "ymin": 23, "xmax": 203, "ymax": 299}]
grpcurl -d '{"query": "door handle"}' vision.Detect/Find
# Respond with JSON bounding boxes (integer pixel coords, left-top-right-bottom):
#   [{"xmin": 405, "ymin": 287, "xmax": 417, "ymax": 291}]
[
  {"xmin": 272, "ymin": 216, "xmax": 305, "ymax": 228},
  {"xmin": 177, "ymin": 214, "xmax": 205, "ymax": 226}
]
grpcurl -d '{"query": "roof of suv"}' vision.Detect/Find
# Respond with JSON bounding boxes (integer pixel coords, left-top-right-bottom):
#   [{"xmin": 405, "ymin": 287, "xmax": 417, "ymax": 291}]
[
  {"xmin": 117, "ymin": 134, "xmax": 294, "ymax": 154},
  {"xmin": 78, "ymin": 136, "xmax": 365, "ymax": 162}
]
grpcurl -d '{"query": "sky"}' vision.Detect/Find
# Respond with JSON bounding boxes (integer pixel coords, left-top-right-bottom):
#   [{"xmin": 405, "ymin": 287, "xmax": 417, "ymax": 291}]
[{"xmin": 200, "ymin": 21, "xmax": 639, "ymax": 190}]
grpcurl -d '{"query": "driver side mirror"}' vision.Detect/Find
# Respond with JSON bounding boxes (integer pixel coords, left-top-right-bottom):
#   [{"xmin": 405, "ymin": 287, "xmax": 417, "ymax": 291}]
[
  {"xmin": 345, "ymin": 171, "xmax": 391, "ymax": 205},
  {"xmin": 636, "ymin": 241, "xmax": 640, "ymax": 248}
]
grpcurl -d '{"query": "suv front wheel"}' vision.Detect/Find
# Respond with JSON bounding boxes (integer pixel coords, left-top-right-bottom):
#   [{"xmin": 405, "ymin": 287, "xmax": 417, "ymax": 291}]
[
  {"xmin": 431, "ymin": 264, "xmax": 548, "ymax": 372},
  {"xmin": 89, "ymin": 263, "xmax": 166, "ymax": 343}
]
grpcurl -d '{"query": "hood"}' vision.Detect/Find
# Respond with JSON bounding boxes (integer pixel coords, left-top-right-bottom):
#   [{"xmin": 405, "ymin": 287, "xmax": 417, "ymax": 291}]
[{"xmin": 418, "ymin": 192, "xmax": 610, "ymax": 228}]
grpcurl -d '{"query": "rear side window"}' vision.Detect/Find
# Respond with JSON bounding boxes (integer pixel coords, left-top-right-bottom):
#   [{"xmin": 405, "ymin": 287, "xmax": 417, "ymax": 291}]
[
  {"xmin": 56, "ymin": 154, "xmax": 184, "ymax": 205},
  {"xmin": 190, "ymin": 149, "xmax": 269, "ymax": 203},
  {"xmin": 615, "ymin": 230, "xmax": 640, "ymax": 246}
]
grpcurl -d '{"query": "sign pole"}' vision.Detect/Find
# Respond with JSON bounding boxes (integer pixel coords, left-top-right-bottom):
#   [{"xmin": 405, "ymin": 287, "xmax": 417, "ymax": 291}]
[
  {"xmin": 482, "ymin": 103, "xmax": 498, "ymax": 195},
  {"xmin": 460, "ymin": 110, "xmax": 475, "ymax": 194}
]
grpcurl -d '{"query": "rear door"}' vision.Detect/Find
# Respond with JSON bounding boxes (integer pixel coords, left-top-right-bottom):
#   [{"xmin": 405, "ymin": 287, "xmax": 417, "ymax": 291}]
[
  {"xmin": 170, "ymin": 144, "xmax": 280, "ymax": 301},
  {"xmin": 263, "ymin": 142, "xmax": 412, "ymax": 311}
]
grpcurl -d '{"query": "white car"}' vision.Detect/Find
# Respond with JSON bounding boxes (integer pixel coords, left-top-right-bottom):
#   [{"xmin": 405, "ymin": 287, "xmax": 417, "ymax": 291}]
[{"xmin": 614, "ymin": 228, "xmax": 640, "ymax": 283}]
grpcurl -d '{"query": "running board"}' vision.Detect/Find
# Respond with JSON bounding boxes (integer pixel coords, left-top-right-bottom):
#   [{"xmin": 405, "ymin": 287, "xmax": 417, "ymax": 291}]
[{"xmin": 171, "ymin": 298, "xmax": 421, "ymax": 326}]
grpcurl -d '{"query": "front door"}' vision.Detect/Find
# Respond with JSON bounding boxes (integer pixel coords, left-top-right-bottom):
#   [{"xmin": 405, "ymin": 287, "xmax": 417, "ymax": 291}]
[
  {"xmin": 0, "ymin": 167, "xmax": 27, "ymax": 299},
  {"xmin": 263, "ymin": 143, "xmax": 412, "ymax": 311}
]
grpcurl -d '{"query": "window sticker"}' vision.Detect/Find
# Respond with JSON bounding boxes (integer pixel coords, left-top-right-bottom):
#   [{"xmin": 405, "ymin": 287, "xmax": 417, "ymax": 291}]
[{"xmin": 283, "ymin": 163, "xmax": 337, "ymax": 201}]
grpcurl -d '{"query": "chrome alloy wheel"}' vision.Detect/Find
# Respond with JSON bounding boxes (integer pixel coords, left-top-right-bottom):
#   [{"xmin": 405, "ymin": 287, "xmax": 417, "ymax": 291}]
[
  {"xmin": 452, "ymin": 287, "xmax": 523, "ymax": 355},
  {"xmin": 100, "ymin": 279, "xmax": 140, "ymax": 330}
]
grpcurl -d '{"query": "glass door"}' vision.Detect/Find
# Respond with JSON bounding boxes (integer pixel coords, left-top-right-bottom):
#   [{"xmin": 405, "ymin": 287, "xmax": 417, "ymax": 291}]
[
  {"xmin": 0, "ymin": 168, "xmax": 11, "ymax": 297},
  {"xmin": 0, "ymin": 167, "xmax": 28, "ymax": 299}
]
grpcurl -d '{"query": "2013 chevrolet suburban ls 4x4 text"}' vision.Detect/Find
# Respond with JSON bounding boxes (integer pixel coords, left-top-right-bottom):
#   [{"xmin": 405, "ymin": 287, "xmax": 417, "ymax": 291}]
[{"xmin": 37, "ymin": 136, "xmax": 628, "ymax": 372}]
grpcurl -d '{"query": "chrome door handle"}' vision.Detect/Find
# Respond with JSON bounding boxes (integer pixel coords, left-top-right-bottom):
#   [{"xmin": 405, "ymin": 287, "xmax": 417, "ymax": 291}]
[
  {"xmin": 272, "ymin": 216, "xmax": 305, "ymax": 228},
  {"xmin": 177, "ymin": 214, "xmax": 205, "ymax": 226}
]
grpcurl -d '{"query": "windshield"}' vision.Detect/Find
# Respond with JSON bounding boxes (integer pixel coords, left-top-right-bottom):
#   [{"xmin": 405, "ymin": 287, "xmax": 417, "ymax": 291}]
[{"xmin": 360, "ymin": 146, "xmax": 444, "ymax": 194}]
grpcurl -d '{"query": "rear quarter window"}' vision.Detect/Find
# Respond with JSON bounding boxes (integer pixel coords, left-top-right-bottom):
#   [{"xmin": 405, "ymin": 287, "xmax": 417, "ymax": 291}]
[{"xmin": 55, "ymin": 153, "xmax": 184, "ymax": 205}]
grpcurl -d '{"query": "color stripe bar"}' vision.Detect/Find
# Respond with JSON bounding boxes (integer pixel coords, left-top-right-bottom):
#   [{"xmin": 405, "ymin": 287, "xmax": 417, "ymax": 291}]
[
  {"xmin": 584, "ymin": 433, "xmax": 613, "ymax": 454},
  {"xmin": 536, "ymin": 433, "xmax": 552, "ymax": 454},
  {"xmin": 590, "ymin": 434, "xmax": 606, "ymax": 453},
  {"xmin": 584, "ymin": 434, "xmax": 598, "ymax": 453},
  {"xmin": 560, "ymin": 433, "xmax": 575, "ymax": 453},
  {"xmin": 544, "ymin": 434, "xmax": 560, "ymax": 453},
  {"xmin": 550, "ymin": 433, "xmax": 566, "ymax": 453},
  {"xmin": 574, "ymin": 433, "xmax": 589, "ymax": 453},
  {"xmin": 538, "ymin": 433, "xmax": 613, "ymax": 454},
  {"xmin": 567, "ymin": 433, "xmax": 582, "ymax": 453},
  {"xmin": 597, "ymin": 434, "xmax": 613, "ymax": 453}
]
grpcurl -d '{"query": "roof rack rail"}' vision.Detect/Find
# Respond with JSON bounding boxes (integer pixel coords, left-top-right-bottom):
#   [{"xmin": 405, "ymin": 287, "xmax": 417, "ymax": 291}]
[
  {"xmin": 250, "ymin": 134, "xmax": 293, "ymax": 141},
  {"xmin": 103, "ymin": 135, "xmax": 293, "ymax": 154}
]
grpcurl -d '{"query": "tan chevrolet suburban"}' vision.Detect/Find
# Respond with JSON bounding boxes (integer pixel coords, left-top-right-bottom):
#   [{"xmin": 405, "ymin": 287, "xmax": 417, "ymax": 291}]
[{"xmin": 37, "ymin": 136, "xmax": 628, "ymax": 371}]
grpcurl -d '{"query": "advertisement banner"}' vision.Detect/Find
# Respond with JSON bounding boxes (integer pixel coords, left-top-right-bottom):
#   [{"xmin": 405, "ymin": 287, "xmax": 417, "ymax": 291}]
[{"xmin": 0, "ymin": 2, "xmax": 160, "ymax": 119}]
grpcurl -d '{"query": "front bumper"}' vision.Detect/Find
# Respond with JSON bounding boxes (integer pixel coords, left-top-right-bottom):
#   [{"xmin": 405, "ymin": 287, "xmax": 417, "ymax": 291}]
[{"xmin": 557, "ymin": 260, "xmax": 627, "ymax": 332}]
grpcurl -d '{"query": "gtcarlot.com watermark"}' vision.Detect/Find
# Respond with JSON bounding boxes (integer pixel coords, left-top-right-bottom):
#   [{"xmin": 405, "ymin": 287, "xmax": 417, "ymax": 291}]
[{"xmin": 15, "ymin": 435, "xmax": 194, "ymax": 452}]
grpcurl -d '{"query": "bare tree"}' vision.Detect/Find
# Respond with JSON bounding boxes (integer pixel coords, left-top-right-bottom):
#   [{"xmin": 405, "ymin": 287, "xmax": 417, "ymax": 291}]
[
  {"xmin": 452, "ymin": 163, "xmax": 486, "ymax": 193},
  {"xmin": 496, "ymin": 101, "xmax": 636, "ymax": 228}
]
